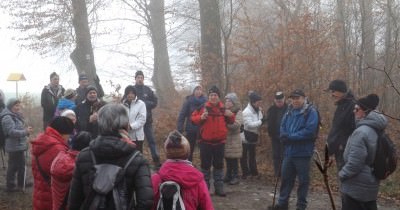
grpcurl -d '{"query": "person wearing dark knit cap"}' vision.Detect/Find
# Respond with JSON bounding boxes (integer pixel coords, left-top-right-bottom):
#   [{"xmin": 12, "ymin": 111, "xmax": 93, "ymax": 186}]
[
  {"xmin": 31, "ymin": 116, "xmax": 74, "ymax": 210},
  {"xmin": 241, "ymin": 91, "xmax": 263, "ymax": 179},
  {"xmin": 339, "ymin": 94, "xmax": 387, "ymax": 210},
  {"xmin": 325, "ymin": 79, "xmax": 356, "ymax": 175},
  {"xmin": 265, "ymin": 91, "xmax": 288, "ymax": 177},
  {"xmin": 191, "ymin": 85, "xmax": 235, "ymax": 196},
  {"xmin": 151, "ymin": 131, "xmax": 214, "ymax": 210},
  {"xmin": 134, "ymin": 70, "xmax": 160, "ymax": 167},
  {"xmin": 0, "ymin": 98, "xmax": 33, "ymax": 192},
  {"xmin": 75, "ymin": 85, "xmax": 106, "ymax": 138},
  {"xmin": 41, "ymin": 72, "xmax": 65, "ymax": 130}
]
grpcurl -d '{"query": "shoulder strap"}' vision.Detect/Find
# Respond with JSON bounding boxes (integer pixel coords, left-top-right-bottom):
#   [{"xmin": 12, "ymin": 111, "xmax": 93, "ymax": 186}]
[
  {"xmin": 123, "ymin": 151, "xmax": 140, "ymax": 171},
  {"xmin": 35, "ymin": 155, "xmax": 51, "ymax": 186}
]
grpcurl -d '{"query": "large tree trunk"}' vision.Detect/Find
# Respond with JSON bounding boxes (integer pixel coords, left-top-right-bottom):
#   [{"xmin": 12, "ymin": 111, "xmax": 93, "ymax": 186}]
[
  {"xmin": 335, "ymin": 0, "xmax": 350, "ymax": 78},
  {"xmin": 149, "ymin": 0, "xmax": 178, "ymax": 107},
  {"xmin": 70, "ymin": 0, "xmax": 104, "ymax": 98},
  {"xmin": 198, "ymin": 0, "xmax": 223, "ymax": 90}
]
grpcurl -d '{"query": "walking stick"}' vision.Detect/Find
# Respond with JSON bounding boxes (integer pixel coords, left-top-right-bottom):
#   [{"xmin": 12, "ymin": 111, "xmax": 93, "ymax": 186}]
[
  {"xmin": 314, "ymin": 145, "xmax": 335, "ymax": 210},
  {"xmin": 1, "ymin": 149, "xmax": 5, "ymax": 169},
  {"xmin": 23, "ymin": 149, "xmax": 27, "ymax": 193},
  {"xmin": 272, "ymin": 144, "xmax": 284, "ymax": 208}
]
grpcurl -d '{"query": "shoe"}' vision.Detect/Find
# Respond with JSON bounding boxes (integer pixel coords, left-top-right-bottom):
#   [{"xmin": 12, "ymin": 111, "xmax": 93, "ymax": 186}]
[
  {"xmin": 214, "ymin": 183, "xmax": 226, "ymax": 197},
  {"xmin": 223, "ymin": 176, "xmax": 231, "ymax": 183},
  {"xmin": 267, "ymin": 204, "xmax": 288, "ymax": 210},
  {"xmin": 229, "ymin": 177, "xmax": 240, "ymax": 185}
]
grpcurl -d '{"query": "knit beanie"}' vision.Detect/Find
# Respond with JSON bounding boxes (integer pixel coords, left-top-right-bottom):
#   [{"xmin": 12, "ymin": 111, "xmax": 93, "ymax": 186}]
[
  {"xmin": 327, "ymin": 80, "xmax": 347, "ymax": 93},
  {"xmin": 60, "ymin": 109, "xmax": 76, "ymax": 118},
  {"xmin": 135, "ymin": 71, "xmax": 144, "ymax": 79},
  {"xmin": 357, "ymin": 94, "xmax": 379, "ymax": 113},
  {"xmin": 225, "ymin": 93, "xmax": 240, "ymax": 106},
  {"xmin": 49, "ymin": 116, "xmax": 74, "ymax": 135},
  {"xmin": 208, "ymin": 85, "xmax": 220, "ymax": 97},
  {"xmin": 72, "ymin": 131, "xmax": 92, "ymax": 151},
  {"xmin": 6, "ymin": 98, "xmax": 21, "ymax": 110},
  {"xmin": 64, "ymin": 89, "xmax": 77, "ymax": 99},
  {"xmin": 85, "ymin": 85, "xmax": 98, "ymax": 96},
  {"xmin": 79, "ymin": 74, "xmax": 88, "ymax": 82},
  {"xmin": 164, "ymin": 130, "xmax": 190, "ymax": 160},
  {"xmin": 249, "ymin": 91, "xmax": 262, "ymax": 103}
]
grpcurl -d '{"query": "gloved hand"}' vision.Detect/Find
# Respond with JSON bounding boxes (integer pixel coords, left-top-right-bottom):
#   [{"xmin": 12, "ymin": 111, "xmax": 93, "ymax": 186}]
[{"xmin": 280, "ymin": 134, "xmax": 289, "ymax": 144}]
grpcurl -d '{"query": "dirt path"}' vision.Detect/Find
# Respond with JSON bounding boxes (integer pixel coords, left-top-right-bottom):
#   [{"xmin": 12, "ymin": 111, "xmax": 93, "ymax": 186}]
[{"xmin": 211, "ymin": 177, "xmax": 399, "ymax": 210}]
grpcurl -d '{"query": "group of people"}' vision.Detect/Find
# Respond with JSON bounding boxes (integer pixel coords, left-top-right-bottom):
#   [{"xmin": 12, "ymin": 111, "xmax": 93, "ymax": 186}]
[{"xmin": 0, "ymin": 74, "xmax": 389, "ymax": 210}]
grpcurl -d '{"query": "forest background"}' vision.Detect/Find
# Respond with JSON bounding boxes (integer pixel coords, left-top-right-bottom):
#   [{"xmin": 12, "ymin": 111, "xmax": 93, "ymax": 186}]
[{"xmin": 0, "ymin": 0, "xmax": 399, "ymax": 209}]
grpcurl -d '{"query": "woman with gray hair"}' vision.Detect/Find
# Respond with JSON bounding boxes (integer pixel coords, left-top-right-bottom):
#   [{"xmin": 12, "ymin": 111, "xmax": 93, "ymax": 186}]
[{"xmin": 68, "ymin": 103, "xmax": 154, "ymax": 210}]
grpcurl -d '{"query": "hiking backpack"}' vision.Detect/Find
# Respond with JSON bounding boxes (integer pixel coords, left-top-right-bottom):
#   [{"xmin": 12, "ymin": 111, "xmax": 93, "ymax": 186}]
[
  {"xmin": 303, "ymin": 104, "xmax": 322, "ymax": 141},
  {"xmin": 370, "ymin": 127, "xmax": 397, "ymax": 180},
  {"xmin": 156, "ymin": 181, "xmax": 186, "ymax": 210},
  {"xmin": 82, "ymin": 150, "xmax": 140, "ymax": 210}
]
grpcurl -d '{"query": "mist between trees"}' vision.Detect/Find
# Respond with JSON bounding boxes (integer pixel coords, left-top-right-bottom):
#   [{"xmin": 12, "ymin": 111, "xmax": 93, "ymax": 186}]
[{"xmin": 1, "ymin": 0, "xmax": 399, "ymax": 115}]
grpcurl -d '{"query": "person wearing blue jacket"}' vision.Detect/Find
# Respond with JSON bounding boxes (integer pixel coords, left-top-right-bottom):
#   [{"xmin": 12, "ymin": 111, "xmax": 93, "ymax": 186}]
[
  {"xmin": 176, "ymin": 85, "xmax": 207, "ymax": 161},
  {"xmin": 269, "ymin": 89, "xmax": 318, "ymax": 210}
]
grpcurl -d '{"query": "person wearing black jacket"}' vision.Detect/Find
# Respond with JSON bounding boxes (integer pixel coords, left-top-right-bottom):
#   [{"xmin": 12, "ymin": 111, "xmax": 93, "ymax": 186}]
[
  {"xmin": 325, "ymin": 80, "xmax": 356, "ymax": 172},
  {"xmin": 265, "ymin": 91, "xmax": 288, "ymax": 177},
  {"xmin": 134, "ymin": 70, "xmax": 160, "ymax": 166},
  {"xmin": 68, "ymin": 104, "xmax": 153, "ymax": 210},
  {"xmin": 41, "ymin": 72, "xmax": 64, "ymax": 130}
]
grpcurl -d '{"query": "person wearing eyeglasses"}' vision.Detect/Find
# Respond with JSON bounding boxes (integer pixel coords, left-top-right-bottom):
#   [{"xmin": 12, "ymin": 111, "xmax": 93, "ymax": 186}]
[
  {"xmin": 339, "ymin": 94, "xmax": 387, "ymax": 210},
  {"xmin": 325, "ymin": 80, "xmax": 356, "ymax": 174}
]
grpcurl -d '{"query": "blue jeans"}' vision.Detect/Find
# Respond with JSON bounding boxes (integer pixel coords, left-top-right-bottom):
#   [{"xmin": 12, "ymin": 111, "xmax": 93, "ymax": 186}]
[
  {"xmin": 277, "ymin": 156, "xmax": 311, "ymax": 210},
  {"xmin": 144, "ymin": 122, "xmax": 160, "ymax": 162}
]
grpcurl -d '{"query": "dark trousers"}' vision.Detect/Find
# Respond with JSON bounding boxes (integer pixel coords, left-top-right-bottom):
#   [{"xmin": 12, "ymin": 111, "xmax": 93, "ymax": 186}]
[
  {"xmin": 342, "ymin": 194, "xmax": 377, "ymax": 210},
  {"xmin": 271, "ymin": 137, "xmax": 283, "ymax": 176},
  {"xmin": 225, "ymin": 158, "xmax": 239, "ymax": 179},
  {"xmin": 134, "ymin": 141, "xmax": 144, "ymax": 153},
  {"xmin": 199, "ymin": 142, "xmax": 224, "ymax": 170},
  {"xmin": 7, "ymin": 151, "xmax": 25, "ymax": 189},
  {"xmin": 241, "ymin": 143, "xmax": 258, "ymax": 176},
  {"xmin": 143, "ymin": 122, "xmax": 160, "ymax": 162},
  {"xmin": 185, "ymin": 131, "xmax": 198, "ymax": 162}
]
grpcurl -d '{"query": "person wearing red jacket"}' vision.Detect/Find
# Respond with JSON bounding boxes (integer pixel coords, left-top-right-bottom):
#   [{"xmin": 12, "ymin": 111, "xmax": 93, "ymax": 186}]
[
  {"xmin": 31, "ymin": 116, "xmax": 74, "ymax": 210},
  {"xmin": 191, "ymin": 85, "xmax": 235, "ymax": 197},
  {"xmin": 50, "ymin": 131, "xmax": 91, "ymax": 210},
  {"xmin": 152, "ymin": 131, "xmax": 214, "ymax": 210}
]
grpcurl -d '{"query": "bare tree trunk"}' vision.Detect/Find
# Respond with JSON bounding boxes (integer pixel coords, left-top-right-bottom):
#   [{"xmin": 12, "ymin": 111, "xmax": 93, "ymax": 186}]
[
  {"xmin": 199, "ymin": 0, "xmax": 223, "ymax": 89},
  {"xmin": 149, "ymin": 0, "xmax": 178, "ymax": 107},
  {"xmin": 335, "ymin": 0, "xmax": 350, "ymax": 78},
  {"xmin": 382, "ymin": 0, "xmax": 395, "ymax": 111},
  {"xmin": 70, "ymin": 0, "xmax": 104, "ymax": 98},
  {"xmin": 359, "ymin": 0, "xmax": 376, "ymax": 93}
]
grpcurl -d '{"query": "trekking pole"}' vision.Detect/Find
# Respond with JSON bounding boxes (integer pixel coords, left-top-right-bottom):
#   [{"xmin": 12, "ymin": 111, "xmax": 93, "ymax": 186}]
[
  {"xmin": 1, "ymin": 149, "xmax": 5, "ymax": 169},
  {"xmin": 313, "ymin": 145, "xmax": 335, "ymax": 210},
  {"xmin": 272, "ymin": 145, "xmax": 284, "ymax": 208},
  {"xmin": 23, "ymin": 149, "xmax": 27, "ymax": 193}
]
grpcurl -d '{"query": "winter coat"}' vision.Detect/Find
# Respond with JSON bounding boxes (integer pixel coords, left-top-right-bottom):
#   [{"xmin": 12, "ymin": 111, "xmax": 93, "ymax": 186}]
[
  {"xmin": 54, "ymin": 98, "xmax": 76, "ymax": 117},
  {"xmin": 123, "ymin": 98, "xmax": 147, "ymax": 141},
  {"xmin": 225, "ymin": 105, "xmax": 243, "ymax": 159},
  {"xmin": 0, "ymin": 108, "xmax": 29, "ymax": 152},
  {"xmin": 266, "ymin": 103, "xmax": 288, "ymax": 139},
  {"xmin": 280, "ymin": 103, "xmax": 318, "ymax": 157},
  {"xmin": 50, "ymin": 150, "xmax": 79, "ymax": 210},
  {"xmin": 134, "ymin": 84, "xmax": 158, "ymax": 124},
  {"xmin": 75, "ymin": 99, "xmax": 106, "ymax": 138},
  {"xmin": 75, "ymin": 86, "xmax": 87, "ymax": 105},
  {"xmin": 242, "ymin": 103, "xmax": 263, "ymax": 144},
  {"xmin": 191, "ymin": 101, "xmax": 235, "ymax": 144},
  {"xmin": 327, "ymin": 91, "xmax": 356, "ymax": 156},
  {"xmin": 177, "ymin": 94, "xmax": 207, "ymax": 134},
  {"xmin": 31, "ymin": 127, "xmax": 70, "ymax": 210},
  {"xmin": 152, "ymin": 160, "xmax": 214, "ymax": 210},
  {"xmin": 41, "ymin": 84, "xmax": 65, "ymax": 124},
  {"xmin": 339, "ymin": 111, "xmax": 387, "ymax": 202},
  {"xmin": 68, "ymin": 135, "xmax": 154, "ymax": 210}
]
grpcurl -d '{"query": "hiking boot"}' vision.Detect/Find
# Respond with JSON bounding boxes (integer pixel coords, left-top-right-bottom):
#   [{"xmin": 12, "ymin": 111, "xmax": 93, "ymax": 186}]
[
  {"xmin": 214, "ymin": 183, "xmax": 226, "ymax": 197},
  {"xmin": 229, "ymin": 177, "xmax": 240, "ymax": 185},
  {"xmin": 267, "ymin": 204, "xmax": 288, "ymax": 210}
]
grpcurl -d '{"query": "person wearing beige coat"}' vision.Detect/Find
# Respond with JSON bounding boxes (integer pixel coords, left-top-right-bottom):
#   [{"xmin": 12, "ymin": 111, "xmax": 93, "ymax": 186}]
[{"xmin": 224, "ymin": 93, "xmax": 243, "ymax": 185}]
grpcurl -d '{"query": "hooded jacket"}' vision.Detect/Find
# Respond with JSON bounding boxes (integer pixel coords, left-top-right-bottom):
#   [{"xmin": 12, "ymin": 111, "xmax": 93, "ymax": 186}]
[
  {"xmin": 41, "ymin": 84, "xmax": 65, "ymax": 123},
  {"xmin": 123, "ymin": 98, "xmax": 147, "ymax": 141},
  {"xmin": 54, "ymin": 98, "xmax": 76, "ymax": 117},
  {"xmin": 0, "ymin": 108, "xmax": 29, "ymax": 152},
  {"xmin": 152, "ymin": 160, "xmax": 214, "ymax": 210},
  {"xmin": 31, "ymin": 127, "xmax": 69, "ymax": 210},
  {"xmin": 326, "ymin": 91, "xmax": 356, "ymax": 155},
  {"xmin": 339, "ymin": 111, "xmax": 387, "ymax": 202},
  {"xmin": 68, "ymin": 135, "xmax": 154, "ymax": 210},
  {"xmin": 177, "ymin": 92, "xmax": 207, "ymax": 134},
  {"xmin": 225, "ymin": 94, "xmax": 243, "ymax": 159},
  {"xmin": 280, "ymin": 103, "xmax": 318, "ymax": 157}
]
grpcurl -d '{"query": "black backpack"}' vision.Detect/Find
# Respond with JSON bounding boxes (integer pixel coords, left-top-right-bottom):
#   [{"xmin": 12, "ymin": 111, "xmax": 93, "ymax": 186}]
[
  {"xmin": 82, "ymin": 150, "xmax": 140, "ymax": 210},
  {"xmin": 156, "ymin": 180, "xmax": 186, "ymax": 210},
  {"xmin": 369, "ymin": 127, "xmax": 397, "ymax": 180}
]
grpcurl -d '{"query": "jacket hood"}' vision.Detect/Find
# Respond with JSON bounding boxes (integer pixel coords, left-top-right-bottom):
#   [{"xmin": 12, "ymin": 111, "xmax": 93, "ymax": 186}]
[
  {"xmin": 157, "ymin": 161, "xmax": 204, "ymax": 188},
  {"xmin": 225, "ymin": 93, "xmax": 241, "ymax": 112},
  {"xmin": 31, "ymin": 127, "xmax": 68, "ymax": 157},
  {"xmin": 89, "ymin": 135, "xmax": 136, "ymax": 160},
  {"xmin": 57, "ymin": 98, "xmax": 76, "ymax": 110},
  {"xmin": 357, "ymin": 111, "xmax": 387, "ymax": 131}
]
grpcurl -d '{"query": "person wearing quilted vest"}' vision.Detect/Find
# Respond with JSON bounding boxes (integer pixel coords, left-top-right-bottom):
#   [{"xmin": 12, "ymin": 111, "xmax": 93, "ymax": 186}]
[{"xmin": 191, "ymin": 85, "xmax": 235, "ymax": 197}]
